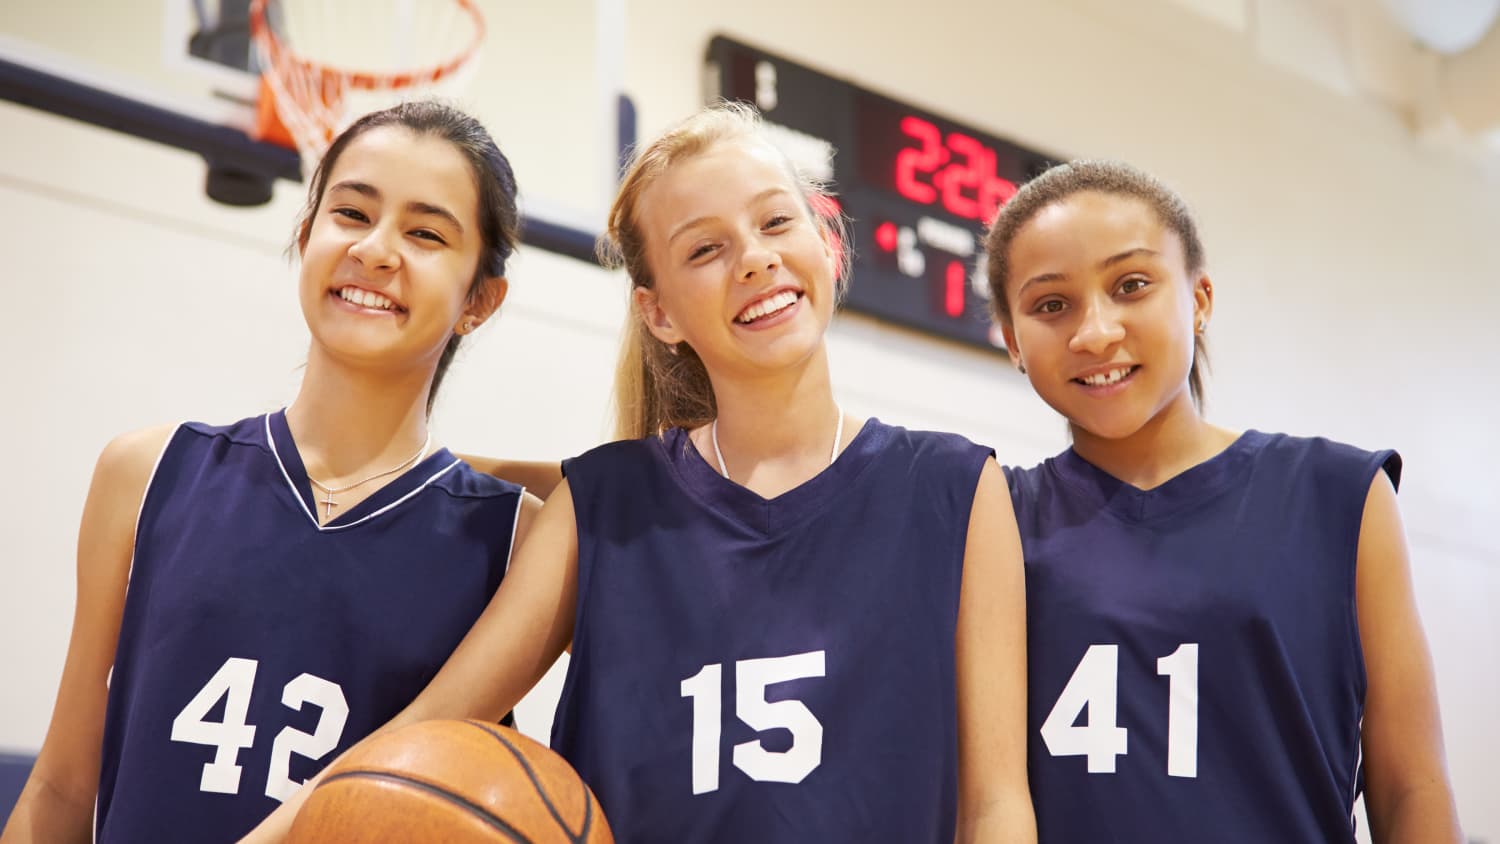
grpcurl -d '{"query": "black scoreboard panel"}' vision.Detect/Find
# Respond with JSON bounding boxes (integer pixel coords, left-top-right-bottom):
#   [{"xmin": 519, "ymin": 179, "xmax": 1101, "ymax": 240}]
[{"xmin": 707, "ymin": 36, "xmax": 1060, "ymax": 353}]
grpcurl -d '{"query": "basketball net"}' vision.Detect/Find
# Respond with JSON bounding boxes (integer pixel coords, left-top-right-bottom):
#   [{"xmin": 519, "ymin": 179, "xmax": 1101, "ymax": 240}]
[{"xmin": 249, "ymin": 0, "xmax": 486, "ymax": 174}]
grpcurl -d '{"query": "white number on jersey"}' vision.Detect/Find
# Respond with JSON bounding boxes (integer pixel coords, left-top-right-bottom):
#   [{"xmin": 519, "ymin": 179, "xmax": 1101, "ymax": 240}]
[
  {"xmin": 265, "ymin": 673, "xmax": 351, "ymax": 800},
  {"xmin": 1039, "ymin": 644, "xmax": 1129, "ymax": 773},
  {"xmin": 680, "ymin": 650, "xmax": 827, "ymax": 795},
  {"xmin": 170, "ymin": 657, "xmax": 259, "ymax": 793},
  {"xmin": 1156, "ymin": 643, "xmax": 1199, "ymax": 778},
  {"xmin": 1040, "ymin": 643, "xmax": 1200, "ymax": 778},
  {"xmin": 680, "ymin": 663, "xmax": 723, "ymax": 795},
  {"xmin": 171, "ymin": 658, "xmax": 350, "ymax": 800}
]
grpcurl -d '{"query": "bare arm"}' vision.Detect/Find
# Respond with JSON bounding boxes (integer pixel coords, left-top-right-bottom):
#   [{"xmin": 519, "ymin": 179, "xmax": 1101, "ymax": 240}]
[
  {"xmin": 1, "ymin": 426, "xmax": 174, "ymax": 844},
  {"xmin": 455, "ymin": 454, "xmax": 564, "ymax": 501},
  {"xmin": 955, "ymin": 459, "xmax": 1036, "ymax": 844},
  {"xmin": 511, "ymin": 488, "xmax": 544, "ymax": 551},
  {"xmin": 241, "ymin": 479, "xmax": 579, "ymax": 842},
  {"xmin": 1355, "ymin": 472, "xmax": 1462, "ymax": 843}
]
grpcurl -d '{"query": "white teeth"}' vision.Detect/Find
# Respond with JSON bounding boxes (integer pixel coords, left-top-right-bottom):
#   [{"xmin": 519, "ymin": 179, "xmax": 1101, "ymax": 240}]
[
  {"xmin": 736, "ymin": 290, "xmax": 799, "ymax": 324},
  {"xmin": 1080, "ymin": 367, "xmax": 1133, "ymax": 386},
  {"xmin": 339, "ymin": 287, "xmax": 396, "ymax": 311}
]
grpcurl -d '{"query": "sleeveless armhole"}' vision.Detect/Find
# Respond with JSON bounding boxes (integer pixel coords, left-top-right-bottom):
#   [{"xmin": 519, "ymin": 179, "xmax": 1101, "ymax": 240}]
[
  {"xmin": 956, "ymin": 446, "xmax": 998, "ymax": 562},
  {"xmin": 1378, "ymin": 452, "xmax": 1402, "ymax": 491},
  {"xmin": 955, "ymin": 447, "xmax": 997, "ymax": 613},
  {"xmin": 109, "ymin": 422, "xmax": 184, "ymax": 689},
  {"xmin": 957, "ymin": 443, "xmax": 997, "ymax": 492},
  {"xmin": 501, "ymin": 485, "xmax": 526, "ymax": 577},
  {"xmin": 123, "ymin": 423, "xmax": 186, "ymax": 595},
  {"xmin": 1345, "ymin": 446, "xmax": 1403, "ymax": 688},
  {"xmin": 557, "ymin": 441, "xmax": 644, "ymax": 626},
  {"xmin": 903, "ymin": 434, "xmax": 993, "ymax": 609},
  {"xmin": 1343, "ymin": 444, "xmax": 1402, "ymax": 813}
]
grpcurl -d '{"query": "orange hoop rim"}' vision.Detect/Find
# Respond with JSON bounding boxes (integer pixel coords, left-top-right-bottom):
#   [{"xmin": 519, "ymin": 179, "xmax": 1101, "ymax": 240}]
[{"xmin": 248, "ymin": 0, "xmax": 486, "ymax": 90}]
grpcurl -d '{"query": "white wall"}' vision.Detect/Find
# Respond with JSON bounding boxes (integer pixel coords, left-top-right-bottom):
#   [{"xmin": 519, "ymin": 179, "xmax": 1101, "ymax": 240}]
[{"xmin": 1, "ymin": 0, "xmax": 1495, "ymax": 839}]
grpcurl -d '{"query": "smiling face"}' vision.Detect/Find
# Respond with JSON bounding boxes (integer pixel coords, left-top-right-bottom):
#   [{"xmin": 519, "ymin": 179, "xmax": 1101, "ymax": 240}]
[
  {"xmin": 1000, "ymin": 191, "xmax": 1212, "ymax": 441},
  {"xmin": 297, "ymin": 125, "xmax": 493, "ymax": 377},
  {"xmin": 631, "ymin": 138, "xmax": 839, "ymax": 381}
]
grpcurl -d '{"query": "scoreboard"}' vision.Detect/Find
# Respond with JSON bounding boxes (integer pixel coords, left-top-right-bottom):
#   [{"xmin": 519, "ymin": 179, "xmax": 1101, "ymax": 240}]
[{"xmin": 706, "ymin": 36, "xmax": 1061, "ymax": 353}]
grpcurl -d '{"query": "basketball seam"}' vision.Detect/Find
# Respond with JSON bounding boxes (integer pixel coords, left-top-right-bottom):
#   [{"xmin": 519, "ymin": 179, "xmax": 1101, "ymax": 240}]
[
  {"xmin": 465, "ymin": 720, "xmax": 591, "ymax": 844},
  {"xmin": 318, "ymin": 769, "xmax": 537, "ymax": 844}
]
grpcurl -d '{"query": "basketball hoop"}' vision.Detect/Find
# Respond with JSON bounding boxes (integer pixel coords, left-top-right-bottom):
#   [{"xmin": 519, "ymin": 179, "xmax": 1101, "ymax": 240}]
[{"xmin": 249, "ymin": 0, "xmax": 486, "ymax": 172}]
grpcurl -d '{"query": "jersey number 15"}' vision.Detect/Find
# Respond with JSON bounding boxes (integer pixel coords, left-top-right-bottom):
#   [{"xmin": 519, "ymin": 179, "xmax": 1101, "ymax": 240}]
[{"xmin": 680, "ymin": 650, "xmax": 826, "ymax": 796}]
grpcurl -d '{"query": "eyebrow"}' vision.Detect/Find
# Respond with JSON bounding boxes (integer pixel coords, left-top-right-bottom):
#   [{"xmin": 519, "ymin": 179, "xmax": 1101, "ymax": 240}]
[
  {"xmin": 666, "ymin": 187, "xmax": 795, "ymax": 244},
  {"xmin": 1017, "ymin": 247, "xmax": 1162, "ymax": 293},
  {"xmin": 328, "ymin": 180, "xmax": 465, "ymax": 235},
  {"xmin": 1100, "ymin": 247, "xmax": 1159, "ymax": 268}
]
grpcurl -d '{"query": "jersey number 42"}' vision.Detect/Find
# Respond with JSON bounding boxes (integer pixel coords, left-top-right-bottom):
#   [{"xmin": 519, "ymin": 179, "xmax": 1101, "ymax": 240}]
[{"xmin": 170, "ymin": 657, "xmax": 349, "ymax": 801}]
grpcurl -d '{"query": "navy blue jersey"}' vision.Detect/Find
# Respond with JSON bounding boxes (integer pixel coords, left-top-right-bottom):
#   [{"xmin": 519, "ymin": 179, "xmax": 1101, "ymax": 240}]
[
  {"xmin": 552, "ymin": 420, "xmax": 992, "ymax": 843},
  {"xmin": 96, "ymin": 410, "xmax": 523, "ymax": 842},
  {"xmin": 1006, "ymin": 431, "xmax": 1399, "ymax": 843}
]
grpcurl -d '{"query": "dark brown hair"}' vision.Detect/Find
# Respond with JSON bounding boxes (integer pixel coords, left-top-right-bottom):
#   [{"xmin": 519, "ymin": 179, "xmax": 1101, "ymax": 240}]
[
  {"xmin": 294, "ymin": 100, "xmax": 520, "ymax": 412},
  {"xmin": 983, "ymin": 160, "xmax": 1209, "ymax": 408}
]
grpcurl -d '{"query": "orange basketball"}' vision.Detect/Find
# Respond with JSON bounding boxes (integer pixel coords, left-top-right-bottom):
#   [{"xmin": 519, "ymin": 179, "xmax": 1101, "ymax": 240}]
[{"xmin": 286, "ymin": 719, "xmax": 613, "ymax": 843}]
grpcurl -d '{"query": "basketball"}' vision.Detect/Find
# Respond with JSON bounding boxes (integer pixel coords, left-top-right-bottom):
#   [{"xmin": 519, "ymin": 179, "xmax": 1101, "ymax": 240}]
[{"xmin": 285, "ymin": 719, "xmax": 613, "ymax": 843}]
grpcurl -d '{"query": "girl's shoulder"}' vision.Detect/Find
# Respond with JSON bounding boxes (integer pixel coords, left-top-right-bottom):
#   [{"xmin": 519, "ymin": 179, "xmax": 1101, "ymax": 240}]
[
  {"xmin": 147, "ymin": 411, "xmax": 290, "ymax": 464},
  {"xmin": 1003, "ymin": 429, "xmax": 1399, "ymax": 533},
  {"xmin": 880, "ymin": 420, "xmax": 992, "ymax": 458},
  {"xmin": 564, "ymin": 433, "xmax": 667, "ymax": 474},
  {"xmin": 436, "ymin": 456, "xmax": 528, "ymax": 501},
  {"xmin": 92, "ymin": 414, "xmax": 261, "ymax": 498},
  {"xmin": 1243, "ymin": 430, "xmax": 1401, "ymax": 492},
  {"xmin": 859, "ymin": 421, "xmax": 995, "ymax": 503},
  {"xmin": 1003, "ymin": 430, "xmax": 1399, "ymax": 494}
]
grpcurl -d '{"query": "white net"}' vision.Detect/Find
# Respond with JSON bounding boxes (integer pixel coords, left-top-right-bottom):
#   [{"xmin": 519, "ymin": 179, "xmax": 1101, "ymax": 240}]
[{"xmin": 251, "ymin": 0, "xmax": 485, "ymax": 173}]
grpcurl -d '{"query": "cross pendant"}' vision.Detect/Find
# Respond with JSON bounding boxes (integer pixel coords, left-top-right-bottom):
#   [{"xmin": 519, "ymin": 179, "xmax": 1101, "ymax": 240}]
[{"xmin": 322, "ymin": 489, "xmax": 337, "ymax": 521}]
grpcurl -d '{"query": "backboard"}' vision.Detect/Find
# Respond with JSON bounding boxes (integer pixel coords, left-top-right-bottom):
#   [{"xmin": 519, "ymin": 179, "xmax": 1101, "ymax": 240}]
[{"xmin": 0, "ymin": 0, "xmax": 622, "ymax": 260}]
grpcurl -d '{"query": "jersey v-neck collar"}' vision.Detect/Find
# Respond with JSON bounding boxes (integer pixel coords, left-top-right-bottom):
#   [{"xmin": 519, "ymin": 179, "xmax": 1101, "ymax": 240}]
[
  {"xmin": 264, "ymin": 409, "xmax": 462, "ymax": 532},
  {"xmin": 658, "ymin": 418, "xmax": 892, "ymax": 536},
  {"xmin": 1048, "ymin": 429, "xmax": 1269, "ymax": 524}
]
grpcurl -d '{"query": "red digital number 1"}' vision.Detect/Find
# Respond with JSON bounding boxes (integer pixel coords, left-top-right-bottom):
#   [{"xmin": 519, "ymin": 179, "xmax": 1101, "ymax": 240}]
[
  {"xmin": 895, "ymin": 116, "xmax": 944, "ymax": 204},
  {"xmin": 944, "ymin": 260, "xmax": 966, "ymax": 317}
]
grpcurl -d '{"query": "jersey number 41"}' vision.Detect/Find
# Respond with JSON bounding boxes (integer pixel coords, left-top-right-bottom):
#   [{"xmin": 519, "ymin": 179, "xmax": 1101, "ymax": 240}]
[{"xmin": 1040, "ymin": 643, "xmax": 1198, "ymax": 778}]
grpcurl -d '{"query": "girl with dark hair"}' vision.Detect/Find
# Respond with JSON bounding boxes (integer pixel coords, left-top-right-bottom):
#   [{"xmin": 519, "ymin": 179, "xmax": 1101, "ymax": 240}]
[
  {"xmin": 985, "ymin": 160, "xmax": 1460, "ymax": 843},
  {"xmin": 248, "ymin": 101, "xmax": 1034, "ymax": 844},
  {"xmin": 1, "ymin": 101, "xmax": 549, "ymax": 843}
]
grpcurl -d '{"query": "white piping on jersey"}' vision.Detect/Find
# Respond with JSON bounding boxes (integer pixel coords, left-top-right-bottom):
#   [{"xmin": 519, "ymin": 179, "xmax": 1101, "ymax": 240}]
[
  {"xmin": 502, "ymin": 486, "xmax": 526, "ymax": 576},
  {"xmin": 267, "ymin": 413, "xmax": 318, "ymax": 526},
  {"xmin": 112, "ymin": 421, "xmax": 184, "ymax": 691},
  {"xmin": 265, "ymin": 413, "xmax": 463, "ymax": 533},
  {"xmin": 1348, "ymin": 714, "xmax": 1365, "ymax": 827}
]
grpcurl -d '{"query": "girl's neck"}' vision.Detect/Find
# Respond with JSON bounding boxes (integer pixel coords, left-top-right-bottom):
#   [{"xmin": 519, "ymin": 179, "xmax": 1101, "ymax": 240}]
[
  {"xmin": 694, "ymin": 348, "xmax": 851, "ymax": 497},
  {"xmin": 285, "ymin": 349, "xmax": 435, "ymax": 482},
  {"xmin": 1069, "ymin": 391, "xmax": 1238, "ymax": 491}
]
